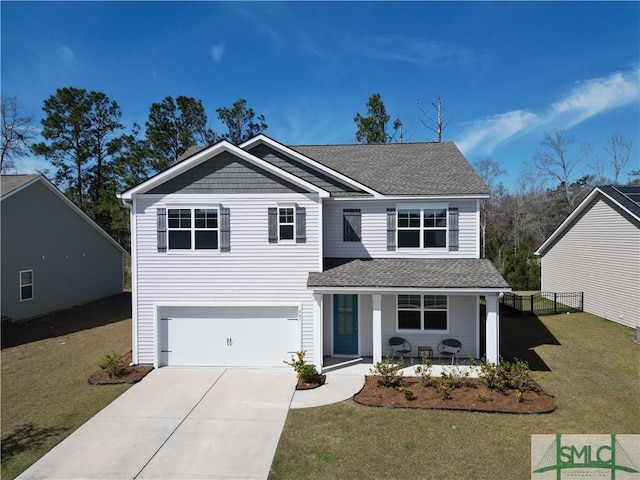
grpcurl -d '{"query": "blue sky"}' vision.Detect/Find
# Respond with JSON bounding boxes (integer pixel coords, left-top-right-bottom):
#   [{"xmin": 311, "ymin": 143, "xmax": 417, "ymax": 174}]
[{"xmin": 2, "ymin": 1, "xmax": 639, "ymax": 188}]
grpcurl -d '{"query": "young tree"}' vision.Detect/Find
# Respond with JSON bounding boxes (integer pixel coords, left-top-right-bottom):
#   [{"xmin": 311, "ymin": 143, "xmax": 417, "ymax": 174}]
[
  {"xmin": 145, "ymin": 95, "xmax": 216, "ymax": 171},
  {"xmin": 1, "ymin": 95, "xmax": 35, "ymax": 173},
  {"xmin": 216, "ymin": 98, "xmax": 268, "ymax": 144},
  {"xmin": 354, "ymin": 93, "xmax": 401, "ymax": 144}
]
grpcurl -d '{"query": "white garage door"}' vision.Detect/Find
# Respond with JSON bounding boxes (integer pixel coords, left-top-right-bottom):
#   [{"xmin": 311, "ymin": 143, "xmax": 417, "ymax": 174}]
[{"xmin": 158, "ymin": 305, "xmax": 301, "ymax": 367}]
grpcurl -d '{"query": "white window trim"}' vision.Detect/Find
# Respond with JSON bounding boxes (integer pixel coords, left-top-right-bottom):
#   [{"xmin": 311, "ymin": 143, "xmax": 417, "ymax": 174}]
[
  {"xmin": 20, "ymin": 270, "xmax": 34, "ymax": 302},
  {"xmin": 166, "ymin": 206, "xmax": 221, "ymax": 254},
  {"xmin": 277, "ymin": 204, "xmax": 296, "ymax": 243},
  {"xmin": 396, "ymin": 203, "xmax": 449, "ymax": 250},
  {"xmin": 396, "ymin": 294, "xmax": 449, "ymax": 333}
]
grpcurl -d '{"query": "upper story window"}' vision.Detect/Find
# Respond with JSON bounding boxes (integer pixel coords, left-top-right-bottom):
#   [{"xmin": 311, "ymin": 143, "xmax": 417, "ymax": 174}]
[
  {"xmin": 397, "ymin": 207, "xmax": 447, "ymax": 248},
  {"xmin": 278, "ymin": 207, "xmax": 295, "ymax": 241},
  {"xmin": 268, "ymin": 206, "xmax": 306, "ymax": 244},
  {"xmin": 20, "ymin": 270, "xmax": 33, "ymax": 301},
  {"xmin": 167, "ymin": 208, "xmax": 219, "ymax": 250}
]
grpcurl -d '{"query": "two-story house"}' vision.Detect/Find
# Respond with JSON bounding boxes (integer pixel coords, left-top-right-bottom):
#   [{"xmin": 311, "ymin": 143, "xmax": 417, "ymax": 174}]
[{"xmin": 119, "ymin": 135, "xmax": 510, "ymax": 372}]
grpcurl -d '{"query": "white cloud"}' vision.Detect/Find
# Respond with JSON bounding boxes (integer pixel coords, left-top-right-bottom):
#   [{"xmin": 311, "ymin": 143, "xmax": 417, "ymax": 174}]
[
  {"xmin": 352, "ymin": 34, "xmax": 477, "ymax": 66},
  {"xmin": 551, "ymin": 67, "xmax": 640, "ymax": 127},
  {"xmin": 210, "ymin": 42, "xmax": 225, "ymax": 63},
  {"xmin": 456, "ymin": 110, "xmax": 539, "ymax": 155},
  {"xmin": 456, "ymin": 66, "xmax": 639, "ymax": 156},
  {"xmin": 56, "ymin": 45, "xmax": 77, "ymax": 68}
]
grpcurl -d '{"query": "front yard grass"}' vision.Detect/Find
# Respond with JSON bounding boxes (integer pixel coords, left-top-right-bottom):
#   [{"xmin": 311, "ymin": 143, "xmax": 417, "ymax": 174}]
[
  {"xmin": 1, "ymin": 293, "xmax": 134, "ymax": 480},
  {"xmin": 269, "ymin": 312, "xmax": 639, "ymax": 480}
]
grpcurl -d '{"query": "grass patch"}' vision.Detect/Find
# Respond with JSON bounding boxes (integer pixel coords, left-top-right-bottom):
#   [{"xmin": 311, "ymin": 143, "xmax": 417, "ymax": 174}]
[
  {"xmin": 269, "ymin": 312, "xmax": 639, "ymax": 480},
  {"xmin": 1, "ymin": 294, "xmax": 133, "ymax": 480}
]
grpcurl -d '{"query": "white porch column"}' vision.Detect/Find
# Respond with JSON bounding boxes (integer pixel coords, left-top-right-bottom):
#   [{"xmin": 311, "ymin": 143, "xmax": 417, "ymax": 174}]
[
  {"xmin": 372, "ymin": 294, "xmax": 382, "ymax": 364},
  {"xmin": 312, "ymin": 293, "xmax": 324, "ymax": 373},
  {"xmin": 485, "ymin": 294, "xmax": 500, "ymax": 364}
]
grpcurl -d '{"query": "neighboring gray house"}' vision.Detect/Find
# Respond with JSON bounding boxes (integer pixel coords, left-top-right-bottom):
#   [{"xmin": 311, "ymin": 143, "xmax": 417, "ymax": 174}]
[
  {"xmin": 1, "ymin": 175, "xmax": 127, "ymax": 322},
  {"xmin": 535, "ymin": 185, "xmax": 640, "ymax": 330},
  {"xmin": 120, "ymin": 135, "xmax": 510, "ymax": 371}
]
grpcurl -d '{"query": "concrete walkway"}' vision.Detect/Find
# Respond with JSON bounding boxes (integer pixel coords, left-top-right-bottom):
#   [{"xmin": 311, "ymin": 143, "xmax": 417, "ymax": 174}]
[{"xmin": 17, "ymin": 368, "xmax": 296, "ymax": 480}]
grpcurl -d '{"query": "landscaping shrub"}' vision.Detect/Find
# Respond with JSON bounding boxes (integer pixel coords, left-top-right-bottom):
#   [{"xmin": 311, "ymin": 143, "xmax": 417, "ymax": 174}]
[
  {"xmin": 283, "ymin": 351, "xmax": 319, "ymax": 383},
  {"xmin": 99, "ymin": 351, "xmax": 125, "ymax": 378},
  {"xmin": 370, "ymin": 355, "xmax": 404, "ymax": 387}
]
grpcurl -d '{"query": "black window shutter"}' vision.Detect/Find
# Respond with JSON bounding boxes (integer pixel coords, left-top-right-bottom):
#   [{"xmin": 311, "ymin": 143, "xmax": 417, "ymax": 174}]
[
  {"xmin": 343, "ymin": 209, "xmax": 362, "ymax": 242},
  {"xmin": 296, "ymin": 206, "xmax": 306, "ymax": 243},
  {"xmin": 220, "ymin": 207, "xmax": 230, "ymax": 252},
  {"xmin": 157, "ymin": 207, "xmax": 167, "ymax": 252},
  {"xmin": 268, "ymin": 207, "xmax": 278, "ymax": 243},
  {"xmin": 386, "ymin": 208, "xmax": 396, "ymax": 251},
  {"xmin": 449, "ymin": 207, "xmax": 459, "ymax": 251}
]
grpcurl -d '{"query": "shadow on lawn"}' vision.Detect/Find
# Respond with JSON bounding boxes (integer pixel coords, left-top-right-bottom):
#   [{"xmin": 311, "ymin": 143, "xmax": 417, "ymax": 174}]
[
  {"xmin": 1, "ymin": 422, "xmax": 70, "ymax": 458},
  {"xmin": 500, "ymin": 307, "xmax": 561, "ymax": 372},
  {"xmin": 1, "ymin": 292, "xmax": 131, "ymax": 349}
]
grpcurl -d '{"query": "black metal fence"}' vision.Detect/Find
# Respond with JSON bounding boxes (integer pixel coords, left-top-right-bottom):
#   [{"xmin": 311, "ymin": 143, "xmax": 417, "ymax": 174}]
[{"xmin": 500, "ymin": 291, "xmax": 583, "ymax": 316}]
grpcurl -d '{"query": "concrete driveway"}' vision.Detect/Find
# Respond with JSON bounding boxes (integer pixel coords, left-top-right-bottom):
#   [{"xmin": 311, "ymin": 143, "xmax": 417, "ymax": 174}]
[{"xmin": 17, "ymin": 367, "xmax": 296, "ymax": 480}]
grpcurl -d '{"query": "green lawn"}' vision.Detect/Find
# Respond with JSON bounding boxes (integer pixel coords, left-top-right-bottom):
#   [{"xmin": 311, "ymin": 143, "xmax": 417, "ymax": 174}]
[
  {"xmin": 269, "ymin": 312, "xmax": 640, "ymax": 480},
  {"xmin": 1, "ymin": 294, "xmax": 134, "ymax": 480}
]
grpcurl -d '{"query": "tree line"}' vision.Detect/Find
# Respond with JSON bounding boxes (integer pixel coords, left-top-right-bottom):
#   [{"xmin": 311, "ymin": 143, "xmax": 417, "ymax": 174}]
[{"xmin": 1, "ymin": 90, "xmax": 637, "ymax": 292}]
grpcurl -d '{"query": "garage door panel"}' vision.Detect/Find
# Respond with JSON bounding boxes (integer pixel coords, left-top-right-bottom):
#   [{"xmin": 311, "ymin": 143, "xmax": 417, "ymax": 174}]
[{"xmin": 159, "ymin": 306, "xmax": 300, "ymax": 367}]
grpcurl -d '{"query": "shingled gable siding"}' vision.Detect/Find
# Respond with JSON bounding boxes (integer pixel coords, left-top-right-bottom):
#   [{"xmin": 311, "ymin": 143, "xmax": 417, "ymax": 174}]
[
  {"xmin": 147, "ymin": 151, "xmax": 307, "ymax": 195},
  {"xmin": 541, "ymin": 198, "xmax": 640, "ymax": 329},
  {"xmin": 133, "ymin": 193, "xmax": 321, "ymax": 364},
  {"xmin": 322, "ymin": 199, "xmax": 479, "ymax": 258},
  {"xmin": 247, "ymin": 144, "xmax": 358, "ymax": 195}
]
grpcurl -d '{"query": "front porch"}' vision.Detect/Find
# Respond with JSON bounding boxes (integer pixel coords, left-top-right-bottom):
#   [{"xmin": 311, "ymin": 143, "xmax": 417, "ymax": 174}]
[{"xmin": 307, "ymin": 258, "xmax": 511, "ymax": 374}]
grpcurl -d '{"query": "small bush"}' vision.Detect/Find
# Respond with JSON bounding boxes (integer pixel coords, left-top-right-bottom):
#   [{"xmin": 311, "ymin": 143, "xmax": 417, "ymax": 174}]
[
  {"xmin": 436, "ymin": 379, "xmax": 452, "ymax": 400},
  {"xmin": 414, "ymin": 358, "xmax": 434, "ymax": 387},
  {"xmin": 370, "ymin": 355, "xmax": 404, "ymax": 387},
  {"xmin": 479, "ymin": 357, "xmax": 532, "ymax": 395},
  {"xmin": 99, "ymin": 351, "xmax": 124, "ymax": 378},
  {"xmin": 400, "ymin": 387, "xmax": 416, "ymax": 401},
  {"xmin": 283, "ymin": 351, "xmax": 319, "ymax": 382},
  {"xmin": 440, "ymin": 365, "xmax": 471, "ymax": 389}
]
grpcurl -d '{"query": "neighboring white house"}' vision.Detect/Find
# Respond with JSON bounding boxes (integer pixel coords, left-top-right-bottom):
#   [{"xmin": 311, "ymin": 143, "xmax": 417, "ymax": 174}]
[
  {"xmin": 535, "ymin": 185, "xmax": 640, "ymax": 330},
  {"xmin": 1, "ymin": 175, "xmax": 127, "ymax": 322},
  {"xmin": 119, "ymin": 135, "xmax": 510, "ymax": 371}
]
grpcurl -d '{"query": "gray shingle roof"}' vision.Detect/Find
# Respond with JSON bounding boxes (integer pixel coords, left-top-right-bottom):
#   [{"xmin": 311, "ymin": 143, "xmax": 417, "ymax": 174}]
[
  {"xmin": 293, "ymin": 142, "xmax": 488, "ymax": 196},
  {"xmin": 601, "ymin": 185, "xmax": 640, "ymax": 219},
  {"xmin": 1, "ymin": 174, "xmax": 39, "ymax": 198},
  {"xmin": 308, "ymin": 258, "xmax": 510, "ymax": 289}
]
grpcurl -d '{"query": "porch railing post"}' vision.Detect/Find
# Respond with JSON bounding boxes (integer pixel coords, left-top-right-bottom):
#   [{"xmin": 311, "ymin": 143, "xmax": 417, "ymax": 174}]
[
  {"xmin": 372, "ymin": 294, "xmax": 382, "ymax": 364},
  {"xmin": 312, "ymin": 293, "xmax": 323, "ymax": 373}
]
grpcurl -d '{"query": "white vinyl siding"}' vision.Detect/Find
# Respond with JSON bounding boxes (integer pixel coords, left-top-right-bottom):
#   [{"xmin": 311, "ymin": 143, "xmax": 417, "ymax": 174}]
[
  {"xmin": 541, "ymin": 198, "xmax": 640, "ymax": 329},
  {"xmin": 133, "ymin": 193, "xmax": 321, "ymax": 364},
  {"xmin": 322, "ymin": 199, "xmax": 479, "ymax": 258}
]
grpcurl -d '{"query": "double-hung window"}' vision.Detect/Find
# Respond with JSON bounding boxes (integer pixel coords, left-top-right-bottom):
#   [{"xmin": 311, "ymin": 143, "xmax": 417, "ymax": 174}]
[
  {"xmin": 397, "ymin": 294, "xmax": 448, "ymax": 331},
  {"xmin": 278, "ymin": 207, "xmax": 295, "ymax": 241},
  {"xmin": 397, "ymin": 206, "xmax": 447, "ymax": 249},
  {"xmin": 167, "ymin": 208, "xmax": 219, "ymax": 251},
  {"xmin": 20, "ymin": 270, "xmax": 33, "ymax": 301}
]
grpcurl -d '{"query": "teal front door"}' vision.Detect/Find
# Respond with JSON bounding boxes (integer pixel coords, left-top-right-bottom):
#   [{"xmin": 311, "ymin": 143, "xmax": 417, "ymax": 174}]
[{"xmin": 333, "ymin": 294, "xmax": 358, "ymax": 355}]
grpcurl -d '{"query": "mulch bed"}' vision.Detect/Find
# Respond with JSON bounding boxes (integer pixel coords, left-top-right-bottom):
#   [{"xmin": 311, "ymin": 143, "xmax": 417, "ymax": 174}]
[
  {"xmin": 296, "ymin": 374, "xmax": 326, "ymax": 390},
  {"xmin": 88, "ymin": 351, "xmax": 153, "ymax": 385},
  {"xmin": 353, "ymin": 376, "xmax": 556, "ymax": 414}
]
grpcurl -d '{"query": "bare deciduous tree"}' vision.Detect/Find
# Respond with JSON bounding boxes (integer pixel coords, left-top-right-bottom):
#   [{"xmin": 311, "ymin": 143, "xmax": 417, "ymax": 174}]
[
  {"xmin": 473, "ymin": 158, "xmax": 506, "ymax": 258},
  {"xmin": 533, "ymin": 129, "xmax": 588, "ymax": 211},
  {"xmin": 418, "ymin": 96, "xmax": 451, "ymax": 142},
  {"xmin": 603, "ymin": 132, "xmax": 632, "ymax": 184},
  {"xmin": 1, "ymin": 95, "xmax": 35, "ymax": 173}
]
